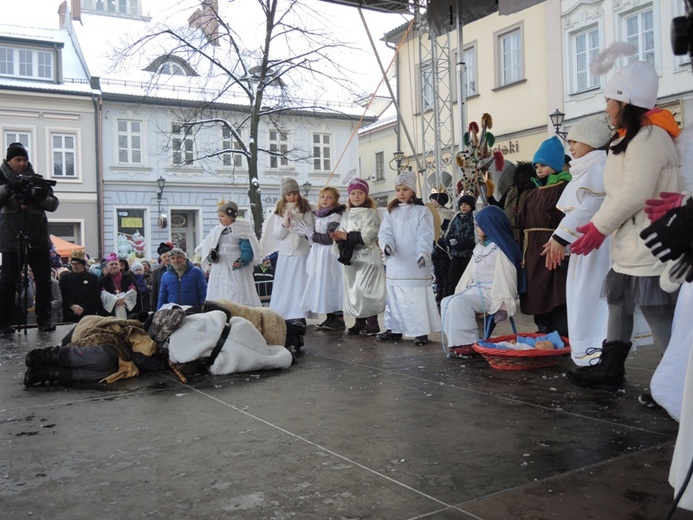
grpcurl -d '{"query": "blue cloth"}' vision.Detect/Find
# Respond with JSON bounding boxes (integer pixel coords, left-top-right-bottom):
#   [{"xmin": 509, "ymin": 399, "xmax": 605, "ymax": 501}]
[
  {"xmin": 478, "ymin": 331, "xmax": 564, "ymax": 350},
  {"xmin": 157, "ymin": 260, "xmax": 208, "ymax": 309},
  {"xmin": 532, "ymin": 135, "xmax": 565, "ymax": 173},
  {"xmin": 239, "ymin": 238, "xmax": 253, "ymax": 267},
  {"xmin": 475, "ymin": 205, "xmax": 525, "ymax": 293}
]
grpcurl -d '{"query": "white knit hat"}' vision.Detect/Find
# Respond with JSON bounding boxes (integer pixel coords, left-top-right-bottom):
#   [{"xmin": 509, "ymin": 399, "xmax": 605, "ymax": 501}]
[
  {"xmin": 395, "ymin": 170, "xmax": 417, "ymax": 193},
  {"xmin": 280, "ymin": 177, "xmax": 300, "ymax": 198},
  {"xmin": 566, "ymin": 115, "xmax": 613, "ymax": 149},
  {"xmin": 604, "ymin": 61, "xmax": 658, "ymax": 110}
]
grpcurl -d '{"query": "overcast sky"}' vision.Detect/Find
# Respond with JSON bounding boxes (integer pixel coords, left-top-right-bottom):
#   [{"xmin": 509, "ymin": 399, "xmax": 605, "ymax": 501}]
[{"xmin": 4, "ymin": 0, "xmax": 410, "ymax": 95}]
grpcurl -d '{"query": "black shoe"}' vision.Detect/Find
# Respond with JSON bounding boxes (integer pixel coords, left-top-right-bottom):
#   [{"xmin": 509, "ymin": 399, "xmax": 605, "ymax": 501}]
[
  {"xmin": 321, "ymin": 318, "xmax": 346, "ymax": 331},
  {"xmin": 638, "ymin": 393, "xmax": 662, "ymax": 410},
  {"xmin": 315, "ymin": 318, "xmax": 330, "ymax": 330},
  {"xmin": 38, "ymin": 322, "xmax": 56, "ymax": 332},
  {"xmin": 347, "ymin": 319, "xmax": 367, "ymax": 336},
  {"xmin": 26, "ymin": 346, "xmax": 61, "ymax": 368},
  {"xmin": 24, "ymin": 367, "xmax": 71, "ymax": 387},
  {"xmin": 376, "ymin": 330, "xmax": 402, "ymax": 341},
  {"xmin": 415, "ymin": 335, "xmax": 428, "ymax": 345},
  {"xmin": 565, "ymin": 340, "xmax": 632, "ymax": 393},
  {"xmin": 0, "ymin": 324, "xmax": 15, "ymax": 334}
]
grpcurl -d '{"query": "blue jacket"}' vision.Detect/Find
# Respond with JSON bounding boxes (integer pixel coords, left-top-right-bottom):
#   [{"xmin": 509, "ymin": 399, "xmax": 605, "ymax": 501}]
[{"xmin": 157, "ymin": 260, "xmax": 207, "ymax": 309}]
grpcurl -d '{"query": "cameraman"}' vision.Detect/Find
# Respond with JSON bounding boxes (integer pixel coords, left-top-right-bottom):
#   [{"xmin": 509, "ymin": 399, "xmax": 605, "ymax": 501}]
[{"xmin": 0, "ymin": 142, "xmax": 59, "ymax": 333}]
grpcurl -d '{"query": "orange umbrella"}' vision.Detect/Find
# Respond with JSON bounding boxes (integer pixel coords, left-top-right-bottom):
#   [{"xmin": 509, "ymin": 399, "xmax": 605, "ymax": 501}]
[{"xmin": 50, "ymin": 235, "xmax": 85, "ymax": 258}]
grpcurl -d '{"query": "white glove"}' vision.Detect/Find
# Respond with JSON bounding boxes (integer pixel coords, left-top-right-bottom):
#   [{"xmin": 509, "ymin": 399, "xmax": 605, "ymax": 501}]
[
  {"xmin": 295, "ymin": 220, "xmax": 310, "ymax": 237},
  {"xmin": 384, "ymin": 245, "xmax": 394, "ymax": 256}
]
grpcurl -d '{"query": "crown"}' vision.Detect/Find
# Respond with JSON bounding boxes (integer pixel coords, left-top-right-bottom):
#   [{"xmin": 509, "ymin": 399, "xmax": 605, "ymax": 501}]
[
  {"xmin": 70, "ymin": 249, "xmax": 86, "ymax": 260},
  {"xmin": 430, "ymin": 185, "xmax": 447, "ymax": 195}
]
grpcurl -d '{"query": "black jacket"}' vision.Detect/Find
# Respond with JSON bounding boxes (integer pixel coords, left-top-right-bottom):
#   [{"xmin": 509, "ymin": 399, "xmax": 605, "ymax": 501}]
[{"xmin": 0, "ymin": 161, "xmax": 59, "ymax": 253}]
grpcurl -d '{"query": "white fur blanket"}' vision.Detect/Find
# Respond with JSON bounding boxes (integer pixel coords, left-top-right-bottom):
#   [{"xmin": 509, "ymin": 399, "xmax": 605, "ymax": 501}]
[{"xmin": 167, "ymin": 311, "xmax": 292, "ymax": 375}]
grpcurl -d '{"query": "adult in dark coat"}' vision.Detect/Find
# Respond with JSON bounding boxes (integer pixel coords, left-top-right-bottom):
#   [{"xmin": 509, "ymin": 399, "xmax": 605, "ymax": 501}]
[
  {"xmin": 150, "ymin": 241, "xmax": 173, "ymax": 310},
  {"xmin": 59, "ymin": 250, "xmax": 100, "ymax": 322},
  {"xmin": 0, "ymin": 142, "xmax": 59, "ymax": 333}
]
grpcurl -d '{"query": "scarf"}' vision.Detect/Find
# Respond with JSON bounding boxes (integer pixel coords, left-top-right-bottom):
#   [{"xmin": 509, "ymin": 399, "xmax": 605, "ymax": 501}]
[
  {"xmin": 532, "ymin": 170, "xmax": 572, "ymax": 188},
  {"xmin": 617, "ymin": 108, "xmax": 681, "ymax": 139},
  {"xmin": 568, "ymin": 150, "xmax": 607, "ymax": 182}
]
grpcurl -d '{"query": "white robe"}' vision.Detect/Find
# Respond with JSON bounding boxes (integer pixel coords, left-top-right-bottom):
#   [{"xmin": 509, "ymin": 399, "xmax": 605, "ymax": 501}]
[
  {"xmin": 336, "ymin": 207, "xmax": 386, "ymax": 318},
  {"xmin": 268, "ymin": 204, "xmax": 315, "ymax": 319},
  {"xmin": 379, "ymin": 203, "xmax": 440, "ymax": 336},
  {"xmin": 554, "ymin": 150, "xmax": 611, "ymax": 365},
  {"xmin": 195, "ymin": 220, "xmax": 262, "ymax": 307},
  {"xmin": 440, "ymin": 243, "xmax": 517, "ymax": 347},
  {"xmin": 300, "ymin": 210, "xmax": 344, "ymax": 314},
  {"xmin": 100, "ymin": 289, "xmax": 138, "ymax": 319},
  {"xmin": 167, "ymin": 312, "xmax": 293, "ymax": 374}
]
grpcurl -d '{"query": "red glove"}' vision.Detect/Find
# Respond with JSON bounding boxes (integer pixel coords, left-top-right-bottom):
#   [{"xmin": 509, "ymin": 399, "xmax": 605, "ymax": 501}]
[
  {"xmin": 570, "ymin": 222, "xmax": 607, "ymax": 256},
  {"xmin": 644, "ymin": 192, "xmax": 685, "ymax": 222}
]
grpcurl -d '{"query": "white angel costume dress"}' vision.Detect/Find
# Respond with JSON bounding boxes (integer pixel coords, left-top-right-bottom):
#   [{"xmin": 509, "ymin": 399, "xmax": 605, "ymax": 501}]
[
  {"xmin": 440, "ymin": 242, "xmax": 517, "ymax": 347},
  {"xmin": 378, "ymin": 203, "xmax": 440, "ymax": 337},
  {"xmin": 554, "ymin": 149, "xmax": 612, "ymax": 365},
  {"xmin": 261, "ymin": 203, "xmax": 315, "ymax": 320},
  {"xmin": 195, "ymin": 219, "xmax": 262, "ymax": 307},
  {"xmin": 300, "ymin": 206, "xmax": 345, "ymax": 314},
  {"xmin": 335, "ymin": 206, "xmax": 386, "ymax": 318}
]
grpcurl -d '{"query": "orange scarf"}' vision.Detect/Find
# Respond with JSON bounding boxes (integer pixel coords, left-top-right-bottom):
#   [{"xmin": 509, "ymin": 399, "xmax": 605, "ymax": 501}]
[{"xmin": 617, "ymin": 108, "xmax": 681, "ymax": 139}]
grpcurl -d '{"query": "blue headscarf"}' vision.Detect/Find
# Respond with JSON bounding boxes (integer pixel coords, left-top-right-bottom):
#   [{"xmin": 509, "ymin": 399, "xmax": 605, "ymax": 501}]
[{"xmin": 475, "ymin": 205, "xmax": 525, "ymax": 293}]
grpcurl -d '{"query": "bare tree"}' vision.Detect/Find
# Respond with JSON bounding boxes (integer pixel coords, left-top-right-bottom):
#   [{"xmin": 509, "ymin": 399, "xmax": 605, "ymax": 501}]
[{"xmin": 115, "ymin": 0, "xmax": 363, "ymax": 238}]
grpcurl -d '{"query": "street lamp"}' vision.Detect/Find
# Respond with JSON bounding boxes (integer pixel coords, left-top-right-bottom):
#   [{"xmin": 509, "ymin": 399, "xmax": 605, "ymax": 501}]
[
  {"xmin": 156, "ymin": 176, "xmax": 167, "ymax": 228},
  {"xmin": 302, "ymin": 180, "xmax": 312, "ymax": 197},
  {"xmin": 549, "ymin": 109, "xmax": 568, "ymax": 140}
]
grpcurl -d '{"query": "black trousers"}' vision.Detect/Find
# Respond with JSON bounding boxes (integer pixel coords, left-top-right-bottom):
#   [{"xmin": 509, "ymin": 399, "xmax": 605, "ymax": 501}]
[
  {"xmin": 445, "ymin": 256, "xmax": 471, "ymax": 298},
  {"xmin": 0, "ymin": 249, "xmax": 52, "ymax": 326}
]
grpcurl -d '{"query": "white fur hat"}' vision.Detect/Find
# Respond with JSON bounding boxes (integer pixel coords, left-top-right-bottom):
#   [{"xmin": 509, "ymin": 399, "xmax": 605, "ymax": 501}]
[
  {"xmin": 395, "ymin": 170, "xmax": 417, "ymax": 193},
  {"xmin": 567, "ymin": 115, "xmax": 613, "ymax": 149},
  {"xmin": 280, "ymin": 177, "xmax": 300, "ymax": 198},
  {"xmin": 604, "ymin": 61, "xmax": 658, "ymax": 110}
]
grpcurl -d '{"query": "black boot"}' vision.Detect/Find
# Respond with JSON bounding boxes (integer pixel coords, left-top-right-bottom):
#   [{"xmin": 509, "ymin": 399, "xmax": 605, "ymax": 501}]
[
  {"xmin": 347, "ymin": 318, "xmax": 367, "ymax": 336},
  {"xmin": 565, "ymin": 340, "xmax": 632, "ymax": 393},
  {"xmin": 316, "ymin": 313, "xmax": 333, "ymax": 329},
  {"xmin": 360, "ymin": 315, "xmax": 380, "ymax": 336},
  {"xmin": 25, "ymin": 346, "xmax": 61, "ymax": 368},
  {"xmin": 285, "ymin": 319, "xmax": 307, "ymax": 337},
  {"xmin": 24, "ymin": 367, "xmax": 72, "ymax": 387},
  {"xmin": 322, "ymin": 312, "xmax": 346, "ymax": 331}
]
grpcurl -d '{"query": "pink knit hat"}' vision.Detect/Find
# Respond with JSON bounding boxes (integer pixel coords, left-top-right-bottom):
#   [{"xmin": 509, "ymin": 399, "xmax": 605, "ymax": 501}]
[
  {"xmin": 347, "ymin": 178, "xmax": 369, "ymax": 196},
  {"xmin": 105, "ymin": 252, "xmax": 118, "ymax": 263}
]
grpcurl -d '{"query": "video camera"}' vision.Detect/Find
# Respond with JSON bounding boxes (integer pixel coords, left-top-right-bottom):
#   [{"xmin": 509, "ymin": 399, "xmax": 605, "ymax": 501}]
[
  {"xmin": 672, "ymin": 1, "xmax": 693, "ymax": 59},
  {"xmin": 14, "ymin": 173, "xmax": 57, "ymax": 203}
]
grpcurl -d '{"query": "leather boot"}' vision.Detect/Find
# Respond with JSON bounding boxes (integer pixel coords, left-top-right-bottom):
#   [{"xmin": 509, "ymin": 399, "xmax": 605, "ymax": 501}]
[
  {"xmin": 285, "ymin": 319, "xmax": 307, "ymax": 337},
  {"xmin": 565, "ymin": 340, "xmax": 632, "ymax": 393},
  {"xmin": 347, "ymin": 318, "xmax": 367, "ymax": 336},
  {"xmin": 24, "ymin": 367, "xmax": 72, "ymax": 387},
  {"xmin": 25, "ymin": 346, "xmax": 61, "ymax": 368},
  {"xmin": 360, "ymin": 315, "xmax": 380, "ymax": 335}
]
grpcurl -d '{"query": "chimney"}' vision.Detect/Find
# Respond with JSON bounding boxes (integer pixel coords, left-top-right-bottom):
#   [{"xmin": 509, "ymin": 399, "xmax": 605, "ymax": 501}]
[{"xmin": 72, "ymin": 0, "xmax": 81, "ymax": 21}]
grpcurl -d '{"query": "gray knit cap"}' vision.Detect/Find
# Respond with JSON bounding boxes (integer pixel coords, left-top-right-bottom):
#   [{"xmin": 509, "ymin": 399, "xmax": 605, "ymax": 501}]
[
  {"xmin": 567, "ymin": 115, "xmax": 613, "ymax": 149},
  {"xmin": 280, "ymin": 177, "xmax": 300, "ymax": 198}
]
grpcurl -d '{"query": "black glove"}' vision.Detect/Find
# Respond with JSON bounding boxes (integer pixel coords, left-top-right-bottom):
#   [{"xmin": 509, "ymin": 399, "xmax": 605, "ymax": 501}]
[
  {"xmin": 6, "ymin": 176, "xmax": 29, "ymax": 194},
  {"xmin": 670, "ymin": 252, "xmax": 693, "ymax": 284},
  {"xmin": 640, "ymin": 203, "xmax": 693, "ymax": 262}
]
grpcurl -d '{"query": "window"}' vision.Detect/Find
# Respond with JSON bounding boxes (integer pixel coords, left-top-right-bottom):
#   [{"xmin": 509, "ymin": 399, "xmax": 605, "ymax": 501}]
[
  {"xmin": 116, "ymin": 208, "xmax": 147, "ymax": 259},
  {"xmin": 51, "ymin": 133, "xmax": 77, "ymax": 178},
  {"xmin": 463, "ymin": 45, "xmax": 477, "ymax": 97},
  {"xmin": 497, "ymin": 27, "xmax": 523, "ymax": 86},
  {"xmin": 375, "ymin": 152, "xmax": 384, "ymax": 181},
  {"xmin": 84, "ymin": 0, "xmax": 140, "ymax": 16},
  {"xmin": 624, "ymin": 8, "xmax": 655, "ymax": 65},
  {"xmin": 421, "ymin": 63, "xmax": 434, "ymax": 112},
  {"xmin": 222, "ymin": 127, "xmax": 243, "ymax": 168},
  {"xmin": 117, "ymin": 120, "xmax": 142, "ymax": 164},
  {"xmin": 0, "ymin": 45, "xmax": 54, "ymax": 81},
  {"xmin": 172, "ymin": 124, "xmax": 194, "ymax": 166},
  {"xmin": 573, "ymin": 27, "xmax": 600, "ymax": 92},
  {"xmin": 312, "ymin": 133, "xmax": 332, "ymax": 172},
  {"xmin": 144, "ymin": 56, "xmax": 197, "ymax": 77},
  {"xmin": 269, "ymin": 128, "xmax": 289, "ymax": 168},
  {"xmin": 4, "ymin": 131, "xmax": 31, "ymax": 159}
]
